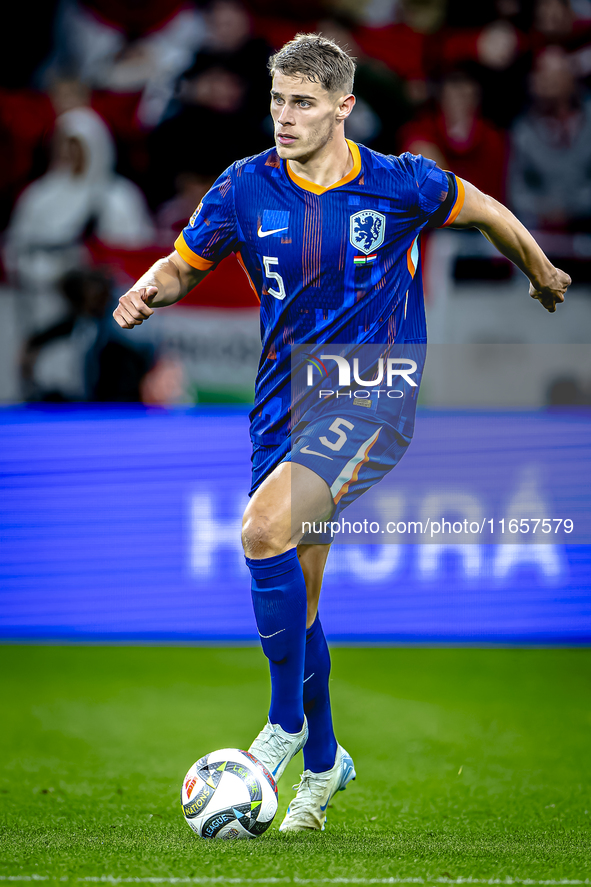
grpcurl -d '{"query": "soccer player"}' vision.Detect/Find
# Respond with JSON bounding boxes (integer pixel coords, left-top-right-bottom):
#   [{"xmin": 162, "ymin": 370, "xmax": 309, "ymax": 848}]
[{"xmin": 114, "ymin": 35, "xmax": 571, "ymax": 832}]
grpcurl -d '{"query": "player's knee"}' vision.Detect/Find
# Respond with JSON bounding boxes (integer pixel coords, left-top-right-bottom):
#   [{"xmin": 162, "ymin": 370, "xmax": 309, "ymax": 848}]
[{"xmin": 241, "ymin": 506, "xmax": 284, "ymax": 559}]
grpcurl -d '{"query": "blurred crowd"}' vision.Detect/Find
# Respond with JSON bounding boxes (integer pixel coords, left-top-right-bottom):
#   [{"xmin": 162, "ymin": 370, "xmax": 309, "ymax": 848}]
[{"xmin": 2, "ymin": 0, "xmax": 591, "ymax": 403}]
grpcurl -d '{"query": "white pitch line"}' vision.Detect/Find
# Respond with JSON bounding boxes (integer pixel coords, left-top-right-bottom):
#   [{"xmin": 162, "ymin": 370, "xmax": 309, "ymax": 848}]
[{"xmin": 0, "ymin": 878, "xmax": 590, "ymax": 885}]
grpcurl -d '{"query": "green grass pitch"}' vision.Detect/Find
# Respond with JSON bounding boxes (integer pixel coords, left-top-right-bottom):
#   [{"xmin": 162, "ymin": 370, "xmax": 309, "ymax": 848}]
[{"xmin": 1, "ymin": 645, "xmax": 590, "ymax": 885}]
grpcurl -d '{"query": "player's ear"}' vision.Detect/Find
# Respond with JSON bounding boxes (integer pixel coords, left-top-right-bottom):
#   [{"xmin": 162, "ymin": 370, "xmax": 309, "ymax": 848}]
[{"xmin": 336, "ymin": 94, "xmax": 355, "ymax": 121}]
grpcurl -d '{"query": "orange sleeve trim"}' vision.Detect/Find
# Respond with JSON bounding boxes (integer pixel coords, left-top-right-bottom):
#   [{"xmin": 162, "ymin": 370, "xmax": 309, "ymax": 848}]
[
  {"xmin": 442, "ymin": 176, "xmax": 465, "ymax": 227},
  {"xmin": 236, "ymin": 251, "xmax": 260, "ymax": 303},
  {"xmin": 174, "ymin": 233, "xmax": 215, "ymax": 270}
]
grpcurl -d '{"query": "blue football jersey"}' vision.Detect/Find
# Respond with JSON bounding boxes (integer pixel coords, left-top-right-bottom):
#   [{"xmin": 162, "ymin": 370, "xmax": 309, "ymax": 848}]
[{"xmin": 175, "ymin": 141, "xmax": 464, "ymax": 444}]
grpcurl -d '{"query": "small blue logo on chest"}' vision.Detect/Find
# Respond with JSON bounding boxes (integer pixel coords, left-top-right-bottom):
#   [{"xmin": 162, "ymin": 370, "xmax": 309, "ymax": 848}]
[
  {"xmin": 258, "ymin": 209, "xmax": 290, "ymax": 239},
  {"xmin": 350, "ymin": 210, "xmax": 386, "ymax": 255}
]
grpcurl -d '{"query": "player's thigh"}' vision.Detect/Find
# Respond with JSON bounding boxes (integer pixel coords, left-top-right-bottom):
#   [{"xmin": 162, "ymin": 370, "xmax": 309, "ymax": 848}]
[
  {"xmin": 242, "ymin": 461, "xmax": 333, "ymax": 557},
  {"xmin": 288, "ymin": 412, "xmax": 409, "ymax": 521},
  {"xmin": 297, "ymin": 543, "xmax": 331, "ymax": 627}
]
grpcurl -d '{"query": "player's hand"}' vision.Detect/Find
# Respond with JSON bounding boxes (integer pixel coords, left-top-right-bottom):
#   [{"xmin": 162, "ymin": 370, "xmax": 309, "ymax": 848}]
[
  {"xmin": 113, "ymin": 286, "xmax": 157, "ymax": 328},
  {"xmin": 529, "ymin": 268, "xmax": 571, "ymax": 313}
]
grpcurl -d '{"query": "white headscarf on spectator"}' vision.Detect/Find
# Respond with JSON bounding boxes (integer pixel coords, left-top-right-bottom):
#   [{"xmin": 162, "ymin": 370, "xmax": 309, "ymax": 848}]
[{"xmin": 6, "ymin": 106, "xmax": 155, "ymax": 288}]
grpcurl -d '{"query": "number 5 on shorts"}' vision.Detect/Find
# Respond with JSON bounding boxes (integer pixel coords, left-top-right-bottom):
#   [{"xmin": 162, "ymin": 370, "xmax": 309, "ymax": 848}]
[{"xmin": 319, "ymin": 418, "xmax": 354, "ymax": 451}]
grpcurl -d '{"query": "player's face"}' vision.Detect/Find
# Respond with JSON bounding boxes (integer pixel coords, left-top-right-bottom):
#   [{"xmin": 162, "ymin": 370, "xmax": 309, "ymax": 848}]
[{"xmin": 270, "ymin": 71, "xmax": 351, "ymax": 162}]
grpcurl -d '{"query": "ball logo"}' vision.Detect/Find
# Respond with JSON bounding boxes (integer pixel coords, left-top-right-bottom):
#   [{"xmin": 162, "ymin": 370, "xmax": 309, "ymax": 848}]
[
  {"xmin": 221, "ymin": 828, "xmax": 241, "ymax": 839},
  {"xmin": 184, "ymin": 777, "xmax": 197, "ymax": 799},
  {"xmin": 350, "ymin": 210, "xmax": 386, "ymax": 255}
]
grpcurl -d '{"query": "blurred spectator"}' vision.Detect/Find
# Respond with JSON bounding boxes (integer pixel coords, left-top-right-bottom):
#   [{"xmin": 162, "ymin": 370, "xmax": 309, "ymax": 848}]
[
  {"xmin": 0, "ymin": 77, "xmax": 93, "ymax": 234},
  {"xmin": 533, "ymin": 0, "xmax": 574, "ymax": 43},
  {"xmin": 530, "ymin": 0, "xmax": 591, "ymax": 81},
  {"xmin": 317, "ymin": 18, "xmax": 413, "ymax": 151},
  {"xmin": 5, "ymin": 107, "xmax": 155, "ymax": 292},
  {"xmin": 356, "ymin": 0, "xmax": 448, "ymax": 103},
  {"xmin": 47, "ymin": 0, "xmax": 206, "ymax": 128},
  {"xmin": 509, "ymin": 46, "xmax": 591, "ymax": 231},
  {"xmin": 400, "ymin": 67, "xmax": 507, "ymax": 201},
  {"xmin": 0, "ymin": 88, "xmax": 55, "ymax": 232},
  {"xmin": 546, "ymin": 375, "xmax": 591, "ymax": 404},
  {"xmin": 185, "ymin": 0, "xmax": 271, "ymax": 121},
  {"xmin": 48, "ymin": 77, "xmax": 91, "ymax": 116},
  {"xmin": 140, "ymin": 357, "xmax": 186, "ymax": 404},
  {"xmin": 156, "ymin": 172, "xmax": 216, "ymax": 242},
  {"xmin": 20, "ymin": 268, "xmax": 154, "ymax": 402},
  {"xmin": 341, "ymin": 0, "xmax": 401, "ymax": 27},
  {"xmin": 147, "ymin": 0, "xmax": 272, "ymax": 206},
  {"xmin": 531, "ymin": 0, "xmax": 589, "ymax": 51},
  {"xmin": 437, "ymin": 0, "xmax": 531, "ymax": 127},
  {"xmin": 246, "ymin": 0, "xmax": 325, "ymax": 49},
  {"xmin": 445, "ymin": 0, "xmax": 531, "ymax": 31}
]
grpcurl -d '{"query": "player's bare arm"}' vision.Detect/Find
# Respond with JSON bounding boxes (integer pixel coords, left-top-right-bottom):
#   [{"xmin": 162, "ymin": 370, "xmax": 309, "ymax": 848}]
[
  {"xmin": 450, "ymin": 179, "xmax": 571, "ymax": 313},
  {"xmin": 113, "ymin": 251, "xmax": 209, "ymax": 329}
]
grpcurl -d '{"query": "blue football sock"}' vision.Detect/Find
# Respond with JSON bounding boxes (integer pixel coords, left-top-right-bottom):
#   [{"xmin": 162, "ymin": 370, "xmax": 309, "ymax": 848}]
[
  {"xmin": 246, "ymin": 549, "xmax": 307, "ymax": 734},
  {"xmin": 302, "ymin": 615, "xmax": 338, "ymax": 773}
]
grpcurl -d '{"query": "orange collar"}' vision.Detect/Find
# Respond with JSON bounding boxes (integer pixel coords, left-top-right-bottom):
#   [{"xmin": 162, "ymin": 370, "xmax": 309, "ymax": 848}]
[{"xmin": 286, "ymin": 140, "xmax": 361, "ymax": 195}]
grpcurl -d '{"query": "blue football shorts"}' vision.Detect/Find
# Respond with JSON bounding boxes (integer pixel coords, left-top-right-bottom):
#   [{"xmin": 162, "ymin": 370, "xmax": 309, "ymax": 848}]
[{"xmin": 250, "ymin": 411, "xmax": 410, "ymax": 542}]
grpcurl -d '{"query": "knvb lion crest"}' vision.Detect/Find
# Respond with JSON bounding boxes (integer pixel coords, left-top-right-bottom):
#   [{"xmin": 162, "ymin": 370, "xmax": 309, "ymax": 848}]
[{"xmin": 350, "ymin": 210, "xmax": 386, "ymax": 255}]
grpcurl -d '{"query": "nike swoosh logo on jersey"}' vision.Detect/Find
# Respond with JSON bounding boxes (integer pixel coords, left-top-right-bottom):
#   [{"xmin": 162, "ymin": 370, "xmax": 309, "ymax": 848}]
[
  {"xmin": 257, "ymin": 226, "xmax": 288, "ymax": 238},
  {"xmin": 299, "ymin": 446, "xmax": 333, "ymax": 460},
  {"xmin": 258, "ymin": 628, "xmax": 286, "ymax": 639}
]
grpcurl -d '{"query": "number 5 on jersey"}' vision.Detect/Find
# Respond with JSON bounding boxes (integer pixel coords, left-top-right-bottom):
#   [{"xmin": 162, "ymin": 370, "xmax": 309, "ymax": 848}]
[{"xmin": 263, "ymin": 256, "xmax": 287, "ymax": 301}]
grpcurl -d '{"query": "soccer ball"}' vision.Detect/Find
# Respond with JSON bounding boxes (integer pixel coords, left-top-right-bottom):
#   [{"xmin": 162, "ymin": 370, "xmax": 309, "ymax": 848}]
[{"xmin": 180, "ymin": 748, "xmax": 278, "ymax": 839}]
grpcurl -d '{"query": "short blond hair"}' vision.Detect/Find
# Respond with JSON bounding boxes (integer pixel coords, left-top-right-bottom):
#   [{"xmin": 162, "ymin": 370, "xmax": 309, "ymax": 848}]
[{"xmin": 268, "ymin": 33, "xmax": 356, "ymax": 95}]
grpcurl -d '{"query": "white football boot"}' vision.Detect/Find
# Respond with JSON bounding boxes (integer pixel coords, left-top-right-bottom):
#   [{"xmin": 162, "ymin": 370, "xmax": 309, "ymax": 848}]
[
  {"xmin": 279, "ymin": 744, "xmax": 356, "ymax": 831},
  {"xmin": 248, "ymin": 717, "xmax": 308, "ymax": 783}
]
